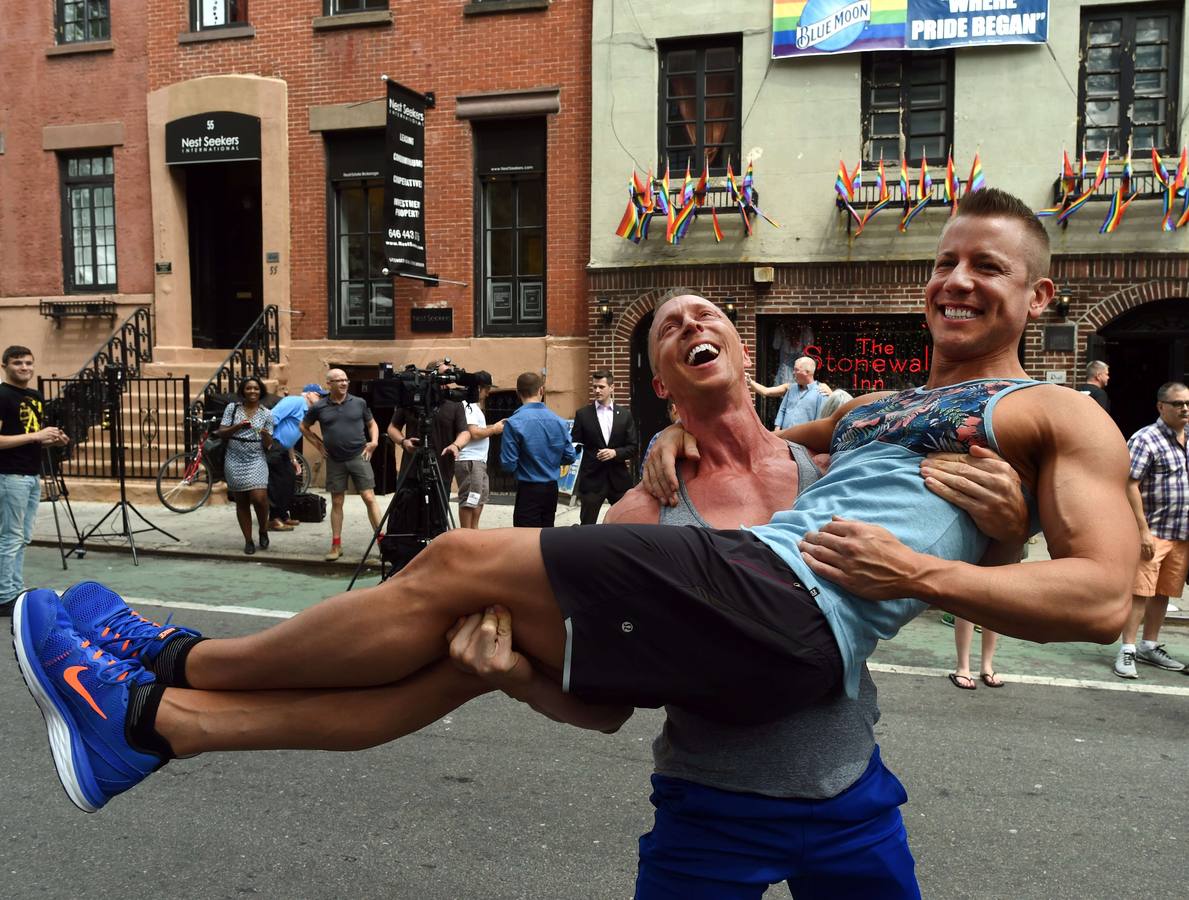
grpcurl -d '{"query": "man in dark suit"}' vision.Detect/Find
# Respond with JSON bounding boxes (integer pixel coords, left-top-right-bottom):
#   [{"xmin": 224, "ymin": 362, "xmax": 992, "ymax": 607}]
[{"xmin": 571, "ymin": 369, "xmax": 638, "ymax": 525}]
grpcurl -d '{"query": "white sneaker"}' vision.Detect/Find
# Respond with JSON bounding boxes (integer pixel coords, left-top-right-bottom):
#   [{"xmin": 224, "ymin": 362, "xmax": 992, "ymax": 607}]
[
  {"xmin": 1135, "ymin": 644, "xmax": 1186, "ymax": 671},
  {"xmin": 1113, "ymin": 647, "xmax": 1138, "ymax": 679}
]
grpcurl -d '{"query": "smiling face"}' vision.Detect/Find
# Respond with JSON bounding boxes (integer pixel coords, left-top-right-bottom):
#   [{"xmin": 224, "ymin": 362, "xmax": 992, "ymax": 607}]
[
  {"xmin": 326, "ymin": 369, "xmax": 349, "ymax": 400},
  {"xmin": 792, "ymin": 358, "xmax": 815, "ymax": 386},
  {"xmin": 926, "ymin": 215, "xmax": 1054, "ymax": 370},
  {"xmin": 648, "ymin": 295, "xmax": 748, "ymax": 404},
  {"xmin": 2, "ymin": 354, "xmax": 35, "ymax": 388},
  {"xmin": 241, "ymin": 380, "xmax": 262, "ymax": 404}
]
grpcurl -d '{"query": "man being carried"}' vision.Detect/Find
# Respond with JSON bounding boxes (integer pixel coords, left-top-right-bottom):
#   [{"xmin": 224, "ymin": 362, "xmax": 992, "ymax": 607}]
[
  {"xmin": 453, "ymin": 291, "xmax": 1027, "ymax": 897},
  {"xmin": 13, "ymin": 190, "xmax": 1136, "ymax": 820}
]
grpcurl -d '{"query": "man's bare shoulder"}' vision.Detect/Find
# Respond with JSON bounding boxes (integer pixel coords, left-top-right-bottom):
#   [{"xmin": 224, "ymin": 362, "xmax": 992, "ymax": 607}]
[{"xmin": 604, "ymin": 485, "xmax": 661, "ymax": 525}]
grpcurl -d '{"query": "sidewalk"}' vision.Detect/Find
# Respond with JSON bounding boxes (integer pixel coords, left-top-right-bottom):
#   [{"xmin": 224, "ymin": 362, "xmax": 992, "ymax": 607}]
[{"xmin": 30, "ymin": 490, "xmax": 1189, "ymax": 617}]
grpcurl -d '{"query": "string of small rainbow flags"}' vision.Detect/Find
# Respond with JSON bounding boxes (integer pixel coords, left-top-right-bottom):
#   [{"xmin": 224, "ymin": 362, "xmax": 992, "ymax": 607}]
[
  {"xmin": 1036, "ymin": 143, "xmax": 1189, "ymax": 232},
  {"xmin": 834, "ymin": 152, "xmax": 985, "ymax": 237},
  {"xmin": 615, "ymin": 159, "xmax": 780, "ymax": 245}
]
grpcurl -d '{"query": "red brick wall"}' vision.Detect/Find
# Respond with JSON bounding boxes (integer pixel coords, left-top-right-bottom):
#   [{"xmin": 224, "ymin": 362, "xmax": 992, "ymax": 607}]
[
  {"xmin": 146, "ymin": 2, "xmax": 591, "ymax": 342},
  {"xmin": 587, "ymin": 255, "xmax": 1189, "ymax": 405},
  {"xmin": 0, "ymin": 3, "xmax": 152, "ymax": 297}
]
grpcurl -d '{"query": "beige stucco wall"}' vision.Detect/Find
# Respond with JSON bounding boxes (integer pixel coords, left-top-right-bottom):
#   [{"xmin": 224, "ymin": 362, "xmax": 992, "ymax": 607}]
[
  {"xmin": 590, "ymin": 0, "xmax": 1189, "ymax": 267},
  {"xmin": 0, "ymin": 296, "xmax": 152, "ymax": 378},
  {"xmin": 146, "ymin": 75, "xmax": 291, "ymax": 352}
]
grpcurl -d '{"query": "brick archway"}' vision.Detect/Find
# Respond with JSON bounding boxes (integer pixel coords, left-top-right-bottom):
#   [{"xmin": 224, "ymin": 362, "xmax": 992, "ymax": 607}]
[{"xmin": 1078, "ymin": 280, "xmax": 1188, "ymax": 330}]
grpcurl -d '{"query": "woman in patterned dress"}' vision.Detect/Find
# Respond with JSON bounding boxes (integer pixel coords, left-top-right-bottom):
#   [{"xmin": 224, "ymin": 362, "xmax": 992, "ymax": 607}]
[{"xmin": 217, "ymin": 376, "xmax": 274, "ymax": 555}]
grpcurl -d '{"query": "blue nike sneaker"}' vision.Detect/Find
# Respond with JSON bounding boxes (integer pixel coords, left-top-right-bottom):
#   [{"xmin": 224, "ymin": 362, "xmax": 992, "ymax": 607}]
[
  {"xmin": 12, "ymin": 588, "xmax": 164, "ymax": 812},
  {"xmin": 59, "ymin": 581, "xmax": 201, "ymax": 664}
]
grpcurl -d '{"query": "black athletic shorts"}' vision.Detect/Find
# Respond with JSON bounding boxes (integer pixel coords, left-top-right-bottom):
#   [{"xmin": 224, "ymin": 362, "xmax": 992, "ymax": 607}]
[{"xmin": 538, "ymin": 524, "xmax": 843, "ymax": 726}]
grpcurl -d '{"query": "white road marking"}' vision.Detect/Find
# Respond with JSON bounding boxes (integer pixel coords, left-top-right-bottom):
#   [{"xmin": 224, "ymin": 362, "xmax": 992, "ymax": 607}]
[
  {"xmin": 868, "ymin": 662, "xmax": 1189, "ymax": 696},
  {"xmin": 123, "ymin": 597, "xmax": 1189, "ymax": 697},
  {"xmin": 125, "ymin": 597, "xmax": 295, "ymax": 620}
]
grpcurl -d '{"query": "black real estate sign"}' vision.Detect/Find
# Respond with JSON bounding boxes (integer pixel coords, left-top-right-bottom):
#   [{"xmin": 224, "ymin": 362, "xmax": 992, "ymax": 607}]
[
  {"xmin": 165, "ymin": 112, "xmax": 261, "ymax": 166},
  {"xmin": 384, "ymin": 80, "xmax": 427, "ymax": 277}
]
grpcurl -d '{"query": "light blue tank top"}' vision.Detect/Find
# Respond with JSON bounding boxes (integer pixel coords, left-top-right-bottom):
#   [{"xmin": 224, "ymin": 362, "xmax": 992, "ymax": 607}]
[{"xmin": 750, "ymin": 378, "xmax": 1043, "ymax": 697}]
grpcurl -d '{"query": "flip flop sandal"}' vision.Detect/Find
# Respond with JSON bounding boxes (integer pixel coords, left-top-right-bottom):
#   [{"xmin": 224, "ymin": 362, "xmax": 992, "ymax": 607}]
[
  {"xmin": 980, "ymin": 672, "xmax": 1005, "ymax": 688},
  {"xmin": 948, "ymin": 672, "xmax": 977, "ymax": 690}
]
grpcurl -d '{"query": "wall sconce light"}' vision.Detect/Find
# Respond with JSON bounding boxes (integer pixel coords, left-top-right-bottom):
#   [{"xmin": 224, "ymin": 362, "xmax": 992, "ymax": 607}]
[
  {"xmin": 597, "ymin": 299, "xmax": 612, "ymax": 325},
  {"xmin": 724, "ymin": 300, "xmax": 737, "ymax": 322},
  {"xmin": 1053, "ymin": 294, "xmax": 1071, "ymax": 318}
]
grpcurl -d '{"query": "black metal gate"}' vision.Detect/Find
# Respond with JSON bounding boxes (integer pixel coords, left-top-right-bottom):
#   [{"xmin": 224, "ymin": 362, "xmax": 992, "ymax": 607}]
[{"xmin": 39, "ymin": 374, "xmax": 191, "ymax": 480}]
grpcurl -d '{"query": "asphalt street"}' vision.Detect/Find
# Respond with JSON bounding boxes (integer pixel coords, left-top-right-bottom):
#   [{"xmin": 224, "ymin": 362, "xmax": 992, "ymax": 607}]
[{"xmin": 2, "ymin": 549, "xmax": 1187, "ymax": 899}]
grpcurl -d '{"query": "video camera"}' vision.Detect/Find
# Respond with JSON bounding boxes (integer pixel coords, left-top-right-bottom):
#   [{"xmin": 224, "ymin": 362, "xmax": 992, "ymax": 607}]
[{"xmin": 370, "ymin": 359, "xmax": 486, "ymax": 419}]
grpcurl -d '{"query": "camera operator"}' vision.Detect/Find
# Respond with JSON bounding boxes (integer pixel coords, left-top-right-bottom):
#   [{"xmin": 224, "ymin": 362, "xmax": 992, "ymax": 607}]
[
  {"xmin": 386, "ymin": 360, "xmax": 470, "ymax": 493},
  {"xmin": 1, "ymin": 346, "xmax": 69, "ymax": 615}
]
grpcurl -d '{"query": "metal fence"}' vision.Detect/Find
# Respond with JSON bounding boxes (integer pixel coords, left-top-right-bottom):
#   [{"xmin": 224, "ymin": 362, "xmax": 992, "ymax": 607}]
[{"xmin": 40, "ymin": 374, "xmax": 191, "ymax": 480}]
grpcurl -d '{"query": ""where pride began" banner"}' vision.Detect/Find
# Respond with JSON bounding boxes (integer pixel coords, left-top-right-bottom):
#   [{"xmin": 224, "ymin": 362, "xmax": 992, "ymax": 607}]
[{"xmin": 773, "ymin": 0, "xmax": 1048, "ymax": 57}]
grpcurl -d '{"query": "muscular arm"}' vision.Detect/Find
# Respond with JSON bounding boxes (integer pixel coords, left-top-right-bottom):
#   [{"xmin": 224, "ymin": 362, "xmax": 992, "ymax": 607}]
[{"xmin": 800, "ymin": 391, "xmax": 1136, "ymax": 643}]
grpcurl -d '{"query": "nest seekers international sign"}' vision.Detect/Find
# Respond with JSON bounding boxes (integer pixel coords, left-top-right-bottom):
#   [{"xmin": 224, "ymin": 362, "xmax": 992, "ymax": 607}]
[
  {"xmin": 164, "ymin": 112, "xmax": 261, "ymax": 165},
  {"xmin": 384, "ymin": 80, "xmax": 428, "ymax": 277},
  {"xmin": 772, "ymin": 0, "xmax": 1048, "ymax": 56}
]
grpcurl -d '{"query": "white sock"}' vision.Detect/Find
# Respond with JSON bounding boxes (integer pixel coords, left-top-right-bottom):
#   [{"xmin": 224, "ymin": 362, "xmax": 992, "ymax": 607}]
[
  {"xmin": 1140, "ymin": 639, "xmax": 1159, "ymax": 651},
  {"xmin": 1121, "ymin": 643, "xmax": 1137, "ymax": 654}
]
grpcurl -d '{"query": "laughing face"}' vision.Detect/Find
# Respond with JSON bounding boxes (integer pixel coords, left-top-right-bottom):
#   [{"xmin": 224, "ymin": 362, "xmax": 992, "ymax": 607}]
[
  {"xmin": 926, "ymin": 215, "xmax": 1054, "ymax": 366},
  {"xmin": 648, "ymin": 295, "xmax": 748, "ymax": 402}
]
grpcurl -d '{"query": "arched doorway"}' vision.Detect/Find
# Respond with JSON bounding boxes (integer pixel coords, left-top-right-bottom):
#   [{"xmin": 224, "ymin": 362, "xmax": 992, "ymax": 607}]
[
  {"xmin": 1096, "ymin": 298, "xmax": 1189, "ymax": 439},
  {"xmin": 629, "ymin": 312, "xmax": 670, "ymax": 467}
]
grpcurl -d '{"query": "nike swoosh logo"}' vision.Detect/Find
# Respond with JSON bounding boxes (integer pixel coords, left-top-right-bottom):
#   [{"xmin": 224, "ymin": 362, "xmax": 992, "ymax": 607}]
[{"xmin": 64, "ymin": 665, "xmax": 107, "ymax": 719}]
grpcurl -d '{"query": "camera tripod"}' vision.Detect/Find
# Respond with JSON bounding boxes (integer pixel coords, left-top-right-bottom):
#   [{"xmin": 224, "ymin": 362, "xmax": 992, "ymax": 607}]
[
  {"xmin": 41, "ymin": 446, "xmax": 85, "ymax": 571},
  {"xmin": 347, "ymin": 428, "xmax": 456, "ymax": 590},
  {"xmin": 68, "ymin": 365, "xmax": 178, "ymax": 566}
]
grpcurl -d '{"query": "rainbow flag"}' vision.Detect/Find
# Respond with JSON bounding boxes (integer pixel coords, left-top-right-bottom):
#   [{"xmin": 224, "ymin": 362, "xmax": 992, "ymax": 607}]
[
  {"xmin": 1057, "ymin": 150, "xmax": 1109, "ymax": 224},
  {"xmin": 1061, "ymin": 150, "xmax": 1078, "ymax": 196},
  {"xmin": 710, "ymin": 206, "xmax": 724, "ymax": 242},
  {"xmin": 900, "ymin": 155, "xmax": 931, "ymax": 232},
  {"xmin": 835, "ymin": 159, "xmax": 863, "ymax": 228},
  {"xmin": 1038, "ymin": 149, "xmax": 1078, "ymax": 218},
  {"xmin": 741, "ymin": 161, "xmax": 780, "ymax": 228},
  {"xmin": 1101, "ymin": 139, "xmax": 1138, "ymax": 235},
  {"xmin": 1161, "ymin": 151, "xmax": 1185, "ymax": 231},
  {"xmin": 856, "ymin": 158, "xmax": 892, "ymax": 236},
  {"xmin": 615, "ymin": 176, "xmax": 640, "ymax": 242},
  {"xmin": 726, "ymin": 160, "xmax": 752, "ymax": 236},
  {"xmin": 967, "ymin": 152, "xmax": 985, "ymax": 194},
  {"xmin": 898, "ymin": 156, "xmax": 910, "ymax": 203},
  {"xmin": 944, "ymin": 152, "xmax": 960, "ymax": 215}
]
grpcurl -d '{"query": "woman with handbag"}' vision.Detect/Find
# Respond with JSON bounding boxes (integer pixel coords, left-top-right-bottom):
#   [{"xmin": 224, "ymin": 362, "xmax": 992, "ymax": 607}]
[{"xmin": 217, "ymin": 376, "xmax": 275, "ymax": 555}]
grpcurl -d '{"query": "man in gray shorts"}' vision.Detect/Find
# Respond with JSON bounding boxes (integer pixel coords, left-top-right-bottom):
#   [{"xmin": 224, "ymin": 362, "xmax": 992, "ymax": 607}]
[{"xmin": 300, "ymin": 368, "xmax": 382, "ymax": 561}]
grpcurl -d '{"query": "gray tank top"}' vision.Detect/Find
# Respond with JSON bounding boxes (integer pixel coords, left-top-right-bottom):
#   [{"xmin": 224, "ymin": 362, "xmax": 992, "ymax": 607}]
[{"xmin": 652, "ymin": 441, "xmax": 879, "ymax": 799}]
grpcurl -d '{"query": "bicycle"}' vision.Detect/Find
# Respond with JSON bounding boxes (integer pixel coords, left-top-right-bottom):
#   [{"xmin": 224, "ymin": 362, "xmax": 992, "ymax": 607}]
[{"xmin": 156, "ymin": 414, "xmax": 313, "ymax": 513}]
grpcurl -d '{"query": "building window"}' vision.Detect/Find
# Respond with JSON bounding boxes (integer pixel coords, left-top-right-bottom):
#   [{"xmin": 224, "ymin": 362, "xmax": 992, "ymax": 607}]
[
  {"xmin": 862, "ymin": 52, "xmax": 953, "ymax": 164},
  {"xmin": 659, "ymin": 38, "xmax": 742, "ymax": 174},
  {"xmin": 1079, "ymin": 5, "xmax": 1181, "ymax": 154},
  {"xmin": 474, "ymin": 120, "xmax": 546, "ymax": 337},
  {"xmin": 191, "ymin": 0, "xmax": 249, "ymax": 30},
  {"xmin": 60, "ymin": 151, "xmax": 117, "ymax": 293},
  {"xmin": 325, "ymin": 132, "xmax": 391, "ymax": 338},
  {"xmin": 55, "ymin": 0, "xmax": 110, "ymax": 44},
  {"xmin": 325, "ymin": 0, "xmax": 387, "ymax": 12}
]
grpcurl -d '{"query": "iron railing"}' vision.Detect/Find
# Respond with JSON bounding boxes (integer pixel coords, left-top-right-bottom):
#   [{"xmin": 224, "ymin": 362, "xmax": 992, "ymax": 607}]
[
  {"xmin": 186, "ymin": 304, "xmax": 280, "ymax": 447},
  {"xmin": 40, "ymin": 375, "xmax": 191, "ymax": 480},
  {"xmin": 75, "ymin": 306, "xmax": 153, "ymax": 379}
]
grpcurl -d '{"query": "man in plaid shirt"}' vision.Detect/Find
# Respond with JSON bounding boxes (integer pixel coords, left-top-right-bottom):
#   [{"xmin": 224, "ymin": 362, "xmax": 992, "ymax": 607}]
[{"xmin": 1113, "ymin": 381, "xmax": 1189, "ymax": 678}]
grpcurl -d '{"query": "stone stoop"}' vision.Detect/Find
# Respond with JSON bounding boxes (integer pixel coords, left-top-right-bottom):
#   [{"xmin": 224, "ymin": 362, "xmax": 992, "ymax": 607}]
[{"xmin": 51, "ymin": 476, "xmax": 230, "ymax": 507}]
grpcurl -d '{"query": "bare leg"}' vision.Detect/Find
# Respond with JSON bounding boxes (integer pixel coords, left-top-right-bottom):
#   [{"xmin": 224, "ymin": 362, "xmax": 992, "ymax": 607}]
[
  {"xmin": 472, "ymin": 505, "xmax": 484, "ymax": 528},
  {"xmin": 330, "ymin": 492, "xmax": 345, "ymax": 541},
  {"xmin": 185, "ymin": 528, "xmax": 567, "ymax": 691},
  {"xmin": 250, "ymin": 488, "xmax": 269, "ymax": 538},
  {"xmin": 953, "ymin": 617, "xmax": 975, "ymax": 678},
  {"xmin": 1140, "ymin": 595, "xmax": 1170, "ymax": 643},
  {"xmin": 157, "ymin": 661, "xmax": 488, "ymax": 755},
  {"xmin": 234, "ymin": 495, "xmax": 253, "ymax": 543},
  {"xmin": 360, "ymin": 488, "xmax": 382, "ymax": 532},
  {"xmin": 1121, "ymin": 595, "xmax": 1148, "ymax": 644},
  {"xmin": 979, "ymin": 629, "xmax": 1000, "ymax": 678},
  {"xmin": 458, "ymin": 506, "xmax": 476, "ymax": 529}
]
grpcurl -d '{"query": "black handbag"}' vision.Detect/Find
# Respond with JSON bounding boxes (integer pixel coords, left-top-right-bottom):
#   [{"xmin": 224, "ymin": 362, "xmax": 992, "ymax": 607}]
[{"xmin": 202, "ymin": 403, "xmax": 236, "ymax": 482}]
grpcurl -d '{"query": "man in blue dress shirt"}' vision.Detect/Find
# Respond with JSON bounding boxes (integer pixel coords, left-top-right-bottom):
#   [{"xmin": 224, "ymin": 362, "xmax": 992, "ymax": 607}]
[
  {"xmin": 772, "ymin": 356, "xmax": 825, "ymax": 431},
  {"xmin": 265, "ymin": 384, "xmax": 326, "ymax": 531},
  {"xmin": 500, "ymin": 371, "xmax": 576, "ymax": 527}
]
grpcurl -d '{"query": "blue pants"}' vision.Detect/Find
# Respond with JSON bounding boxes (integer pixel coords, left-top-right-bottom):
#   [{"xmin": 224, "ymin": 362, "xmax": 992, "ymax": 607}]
[
  {"xmin": 0, "ymin": 473, "xmax": 41, "ymax": 601},
  {"xmin": 636, "ymin": 748, "xmax": 919, "ymax": 899}
]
